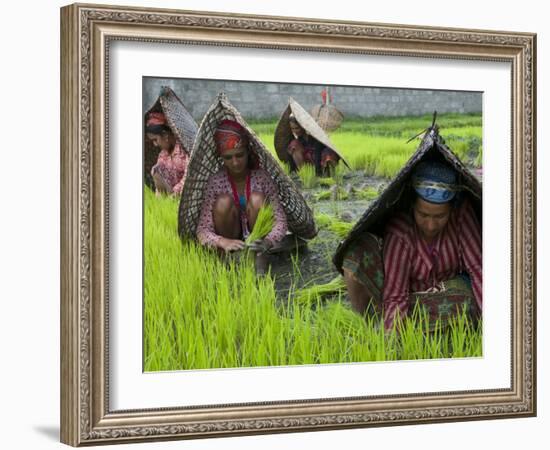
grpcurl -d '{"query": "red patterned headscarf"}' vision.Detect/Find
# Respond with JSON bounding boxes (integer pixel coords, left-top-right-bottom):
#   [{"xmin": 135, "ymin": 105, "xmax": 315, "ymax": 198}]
[
  {"xmin": 146, "ymin": 112, "xmax": 167, "ymax": 127},
  {"xmin": 214, "ymin": 119, "xmax": 249, "ymax": 154}
]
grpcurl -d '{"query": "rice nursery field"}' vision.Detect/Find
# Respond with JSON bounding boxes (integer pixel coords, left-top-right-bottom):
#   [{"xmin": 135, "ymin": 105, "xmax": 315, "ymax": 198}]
[
  {"xmin": 144, "ymin": 113, "xmax": 483, "ymax": 372},
  {"xmin": 252, "ymin": 112, "xmax": 482, "ymax": 175}
]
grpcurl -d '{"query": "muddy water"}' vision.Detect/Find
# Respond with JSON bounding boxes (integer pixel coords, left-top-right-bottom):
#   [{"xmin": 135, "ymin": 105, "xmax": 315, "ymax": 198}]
[{"xmin": 266, "ymin": 170, "xmax": 387, "ymax": 300}]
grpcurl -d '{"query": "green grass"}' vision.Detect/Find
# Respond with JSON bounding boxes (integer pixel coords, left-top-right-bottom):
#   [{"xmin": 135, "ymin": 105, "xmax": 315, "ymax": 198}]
[{"xmin": 144, "ymin": 189, "xmax": 482, "ymax": 371}]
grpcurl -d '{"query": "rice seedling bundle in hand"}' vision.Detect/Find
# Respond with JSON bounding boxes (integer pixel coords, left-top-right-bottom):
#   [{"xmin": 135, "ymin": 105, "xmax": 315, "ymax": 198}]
[{"xmin": 245, "ymin": 203, "xmax": 275, "ymax": 244}]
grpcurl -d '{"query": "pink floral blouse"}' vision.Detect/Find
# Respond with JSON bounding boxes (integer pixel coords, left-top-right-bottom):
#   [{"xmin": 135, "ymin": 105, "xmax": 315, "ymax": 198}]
[
  {"xmin": 197, "ymin": 168, "xmax": 288, "ymax": 247},
  {"xmin": 151, "ymin": 142, "xmax": 189, "ymax": 195}
]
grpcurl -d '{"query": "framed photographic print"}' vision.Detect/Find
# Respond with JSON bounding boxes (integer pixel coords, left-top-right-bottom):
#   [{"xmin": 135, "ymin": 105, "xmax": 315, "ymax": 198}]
[{"xmin": 60, "ymin": 3, "xmax": 536, "ymax": 446}]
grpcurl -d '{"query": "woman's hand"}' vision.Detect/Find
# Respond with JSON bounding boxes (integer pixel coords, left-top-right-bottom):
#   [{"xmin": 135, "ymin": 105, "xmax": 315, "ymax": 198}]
[
  {"xmin": 247, "ymin": 239, "xmax": 273, "ymax": 253},
  {"xmin": 218, "ymin": 237, "xmax": 245, "ymax": 252}
]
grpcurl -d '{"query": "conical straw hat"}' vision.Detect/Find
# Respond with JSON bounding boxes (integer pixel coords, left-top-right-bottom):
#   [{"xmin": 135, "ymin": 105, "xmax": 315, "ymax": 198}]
[
  {"xmin": 178, "ymin": 92, "xmax": 317, "ymax": 241},
  {"xmin": 332, "ymin": 124, "xmax": 482, "ymax": 272},
  {"xmin": 274, "ymin": 97, "xmax": 350, "ymax": 168},
  {"xmin": 144, "ymin": 87, "xmax": 198, "ymax": 189}
]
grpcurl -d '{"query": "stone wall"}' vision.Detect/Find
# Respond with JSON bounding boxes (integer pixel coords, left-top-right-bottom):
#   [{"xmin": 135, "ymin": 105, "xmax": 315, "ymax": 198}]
[{"xmin": 143, "ymin": 78, "xmax": 481, "ymax": 121}]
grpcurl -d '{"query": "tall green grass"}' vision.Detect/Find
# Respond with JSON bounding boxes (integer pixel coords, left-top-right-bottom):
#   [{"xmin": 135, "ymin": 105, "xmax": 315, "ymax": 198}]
[{"xmin": 144, "ymin": 189, "xmax": 482, "ymax": 371}]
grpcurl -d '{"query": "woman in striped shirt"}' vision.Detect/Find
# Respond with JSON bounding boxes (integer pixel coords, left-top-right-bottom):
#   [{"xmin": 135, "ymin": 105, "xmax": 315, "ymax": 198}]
[{"xmin": 343, "ymin": 161, "xmax": 482, "ymax": 331}]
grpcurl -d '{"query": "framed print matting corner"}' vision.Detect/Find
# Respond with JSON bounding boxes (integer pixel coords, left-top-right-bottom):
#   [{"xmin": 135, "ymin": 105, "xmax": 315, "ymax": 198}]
[{"xmin": 60, "ymin": 3, "xmax": 536, "ymax": 446}]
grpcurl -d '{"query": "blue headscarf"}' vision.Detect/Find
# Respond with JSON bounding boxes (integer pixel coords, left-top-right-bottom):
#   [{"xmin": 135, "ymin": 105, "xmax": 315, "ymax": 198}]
[{"xmin": 411, "ymin": 161, "xmax": 458, "ymax": 204}]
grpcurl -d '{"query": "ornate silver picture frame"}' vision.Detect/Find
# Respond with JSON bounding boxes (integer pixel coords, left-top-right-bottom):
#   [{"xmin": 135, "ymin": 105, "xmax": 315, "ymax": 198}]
[{"xmin": 60, "ymin": 3, "xmax": 536, "ymax": 446}]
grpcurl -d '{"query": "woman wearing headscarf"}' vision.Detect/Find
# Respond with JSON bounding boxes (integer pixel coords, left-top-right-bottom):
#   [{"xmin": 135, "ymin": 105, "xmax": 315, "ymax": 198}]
[
  {"xmin": 342, "ymin": 160, "xmax": 482, "ymax": 331},
  {"xmin": 196, "ymin": 119, "xmax": 288, "ymax": 253},
  {"xmin": 274, "ymin": 98, "xmax": 349, "ymax": 177},
  {"xmin": 145, "ymin": 111, "xmax": 190, "ymax": 196},
  {"xmin": 287, "ymin": 113, "xmax": 340, "ymax": 176}
]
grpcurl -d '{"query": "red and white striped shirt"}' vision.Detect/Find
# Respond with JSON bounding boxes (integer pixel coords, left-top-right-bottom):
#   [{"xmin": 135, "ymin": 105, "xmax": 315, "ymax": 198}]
[{"xmin": 382, "ymin": 199, "xmax": 482, "ymax": 329}]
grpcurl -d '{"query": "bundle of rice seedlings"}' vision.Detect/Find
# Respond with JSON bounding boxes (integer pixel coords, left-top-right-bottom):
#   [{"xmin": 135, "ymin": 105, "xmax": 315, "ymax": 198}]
[
  {"xmin": 245, "ymin": 203, "xmax": 275, "ymax": 244},
  {"xmin": 294, "ymin": 276, "xmax": 347, "ymax": 305},
  {"xmin": 319, "ymin": 177, "xmax": 336, "ymax": 187},
  {"xmin": 334, "ymin": 187, "xmax": 349, "ymax": 201},
  {"xmin": 328, "ymin": 220, "xmax": 354, "ymax": 239},
  {"xmin": 315, "ymin": 190, "xmax": 332, "ymax": 201},
  {"xmin": 314, "ymin": 212, "xmax": 334, "ymax": 229},
  {"xmin": 298, "ymin": 164, "xmax": 317, "ymax": 189},
  {"xmin": 354, "ymin": 187, "xmax": 379, "ymax": 201}
]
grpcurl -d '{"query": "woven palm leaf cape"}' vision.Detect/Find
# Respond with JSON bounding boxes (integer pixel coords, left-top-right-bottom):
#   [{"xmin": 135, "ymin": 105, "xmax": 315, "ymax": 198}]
[
  {"xmin": 332, "ymin": 124, "xmax": 482, "ymax": 273},
  {"xmin": 274, "ymin": 97, "xmax": 350, "ymax": 168},
  {"xmin": 178, "ymin": 92, "xmax": 317, "ymax": 240},
  {"xmin": 144, "ymin": 86, "xmax": 199, "ymax": 190}
]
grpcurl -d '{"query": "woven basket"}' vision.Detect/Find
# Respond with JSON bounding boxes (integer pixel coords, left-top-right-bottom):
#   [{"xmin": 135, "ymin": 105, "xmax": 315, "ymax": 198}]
[
  {"xmin": 332, "ymin": 125, "xmax": 482, "ymax": 272},
  {"xmin": 144, "ymin": 86, "xmax": 198, "ymax": 190},
  {"xmin": 274, "ymin": 97, "xmax": 350, "ymax": 168},
  {"xmin": 310, "ymin": 104, "xmax": 344, "ymax": 132},
  {"xmin": 178, "ymin": 92, "xmax": 317, "ymax": 241}
]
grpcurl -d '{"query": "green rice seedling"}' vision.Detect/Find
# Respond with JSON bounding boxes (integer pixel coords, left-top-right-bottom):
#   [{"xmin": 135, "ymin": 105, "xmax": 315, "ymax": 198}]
[
  {"xmin": 315, "ymin": 190, "xmax": 332, "ymax": 201},
  {"xmin": 316, "ymin": 186, "xmax": 350, "ymax": 202},
  {"xmin": 332, "ymin": 187, "xmax": 349, "ymax": 201},
  {"xmin": 314, "ymin": 212, "xmax": 334, "ymax": 229},
  {"xmin": 328, "ymin": 220, "xmax": 354, "ymax": 239},
  {"xmin": 440, "ymin": 126, "xmax": 482, "ymax": 140},
  {"xmin": 475, "ymin": 145, "xmax": 483, "ymax": 168},
  {"xmin": 354, "ymin": 187, "xmax": 379, "ymax": 201},
  {"xmin": 447, "ymin": 305, "xmax": 480, "ymax": 358},
  {"xmin": 375, "ymin": 154, "xmax": 412, "ymax": 178},
  {"xmin": 319, "ymin": 177, "xmax": 336, "ymax": 187},
  {"xmin": 332, "ymin": 163, "xmax": 347, "ymax": 185},
  {"xmin": 348, "ymin": 152, "xmax": 369, "ymax": 172},
  {"xmin": 332, "ymin": 134, "xmax": 417, "ymax": 178},
  {"xmin": 397, "ymin": 304, "xmax": 434, "ymax": 360},
  {"xmin": 245, "ymin": 203, "xmax": 275, "ymax": 243},
  {"xmin": 290, "ymin": 247, "xmax": 303, "ymax": 284},
  {"xmin": 298, "ymin": 164, "xmax": 317, "ymax": 189},
  {"xmin": 293, "ymin": 276, "xmax": 346, "ymax": 305},
  {"xmin": 444, "ymin": 138, "xmax": 469, "ymax": 162}
]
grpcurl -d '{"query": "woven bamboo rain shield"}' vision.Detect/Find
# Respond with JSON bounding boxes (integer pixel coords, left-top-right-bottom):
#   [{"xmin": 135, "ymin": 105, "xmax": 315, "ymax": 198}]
[
  {"xmin": 178, "ymin": 92, "xmax": 317, "ymax": 240},
  {"xmin": 274, "ymin": 97, "xmax": 350, "ymax": 168},
  {"xmin": 144, "ymin": 86, "xmax": 199, "ymax": 189},
  {"xmin": 332, "ymin": 125, "xmax": 482, "ymax": 272},
  {"xmin": 310, "ymin": 88, "xmax": 344, "ymax": 132},
  {"xmin": 310, "ymin": 103, "xmax": 344, "ymax": 132}
]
